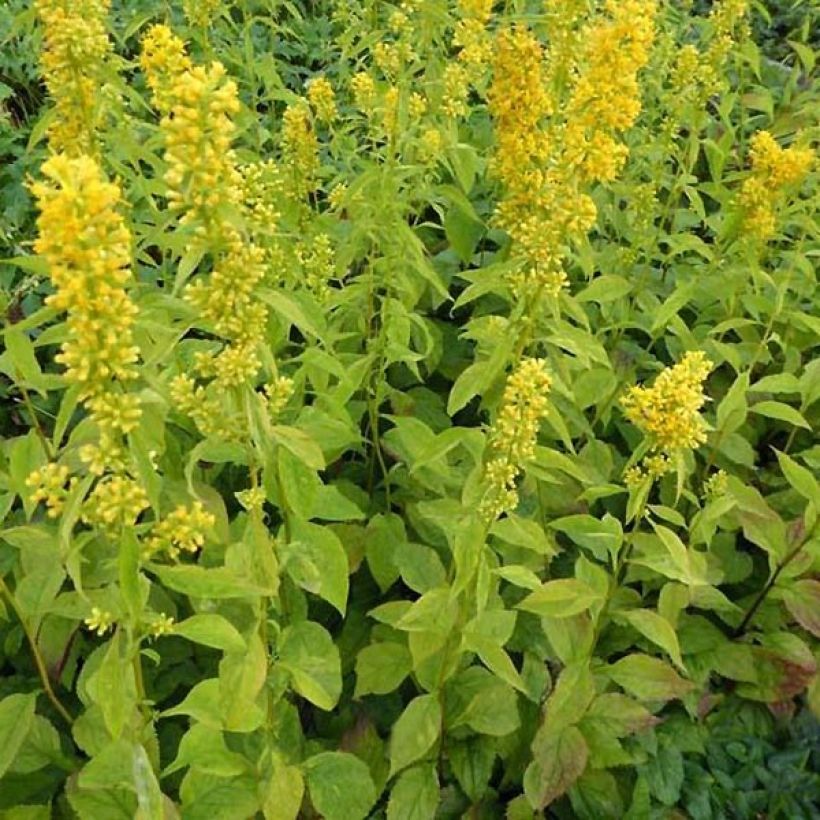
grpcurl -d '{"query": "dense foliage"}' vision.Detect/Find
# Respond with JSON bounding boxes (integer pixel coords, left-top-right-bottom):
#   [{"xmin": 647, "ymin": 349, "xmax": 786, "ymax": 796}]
[{"xmin": 0, "ymin": 1, "xmax": 818, "ymax": 817}]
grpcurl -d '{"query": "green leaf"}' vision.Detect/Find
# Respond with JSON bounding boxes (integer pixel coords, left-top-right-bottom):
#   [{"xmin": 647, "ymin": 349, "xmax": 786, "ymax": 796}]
[
  {"xmin": 261, "ymin": 760, "xmax": 304, "ymax": 820},
  {"xmin": 174, "ymin": 613, "xmax": 247, "ymax": 653},
  {"xmin": 179, "ymin": 770, "xmax": 261, "ymax": 820},
  {"xmin": 286, "ymin": 520, "xmax": 349, "ymax": 615},
  {"xmin": 716, "ymin": 371, "xmax": 749, "ymax": 437},
  {"xmin": 389, "ymin": 694, "xmax": 442, "ymax": 777},
  {"xmin": 575, "ymin": 275, "xmax": 632, "ymax": 303},
  {"xmin": 270, "ymin": 425, "xmax": 326, "ymax": 470},
  {"xmin": 147, "ymin": 564, "xmax": 272, "ymax": 599},
  {"xmin": 517, "ymin": 579, "xmax": 602, "ymax": 619},
  {"xmin": 355, "ymin": 642, "xmax": 413, "ymax": 697},
  {"xmin": 448, "ymin": 737, "xmax": 495, "ymax": 802},
  {"xmin": 641, "ymin": 743, "xmax": 684, "ymax": 807},
  {"xmin": 0, "ymin": 693, "xmax": 38, "ymax": 779},
  {"xmin": 387, "ymin": 764, "xmax": 439, "ymax": 820},
  {"xmin": 750, "ymin": 400, "xmax": 810, "ymax": 429},
  {"xmin": 607, "ymin": 654, "xmax": 694, "ymax": 701},
  {"xmin": 525, "ymin": 725, "xmax": 588, "ymax": 810},
  {"xmin": 549, "ymin": 515, "xmax": 622, "ymax": 562},
  {"xmin": 164, "ymin": 724, "xmax": 248, "ymax": 778},
  {"xmin": 447, "ymin": 668, "xmax": 520, "ymax": 737},
  {"xmin": 775, "ymin": 450, "xmax": 820, "ymax": 509},
  {"xmin": 620, "ymin": 610, "xmax": 685, "ymax": 671},
  {"xmin": 491, "ymin": 514, "xmax": 555, "ymax": 555},
  {"xmin": 305, "ymin": 752, "xmax": 376, "ymax": 820},
  {"xmin": 278, "ymin": 621, "xmax": 342, "ymax": 711},
  {"xmin": 783, "ymin": 579, "xmax": 820, "ymax": 638}
]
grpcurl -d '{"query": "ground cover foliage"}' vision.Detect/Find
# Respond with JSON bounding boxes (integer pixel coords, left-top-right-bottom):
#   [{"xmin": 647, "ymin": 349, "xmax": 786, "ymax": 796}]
[{"xmin": 0, "ymin": 0, "xmax": 818, "ymax": 817}]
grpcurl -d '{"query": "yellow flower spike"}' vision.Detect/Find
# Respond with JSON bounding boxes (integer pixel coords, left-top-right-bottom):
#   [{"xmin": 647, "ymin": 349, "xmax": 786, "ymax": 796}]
[
  {"xmin": 351, "ymin": 72, "xmax": 377, "ymax": 114},
  {"xmin": 139, "ymin": 24, "xmax": 193, "ymax": 113},
  {"xmin": 739, "ymin": 131, "xmax": 814, "ymax": 241},
  {"xmin": 282, "ymin": 102, "xmax": 319, "ymax": 195},
  {"xmin": 441, "ymin": 64, "xmax": 470, "ymax": 118},
  {"xmin": 622, "ymin": 351, "xmax": 713, "ymax": 456},
  {"xmin": 31, "ymin": 154, "xmax": 143, "ymax": 475},
  {"xmin": 307, "ymin": 76, "xmax": 338, "ymax": 123},
  {"xmin": 480, "ymin": 358, "xmax": 553, "ymax": 522},
  {"xmin": 35, "ymin": 0, "xmax": 115, "ymax": 154}
]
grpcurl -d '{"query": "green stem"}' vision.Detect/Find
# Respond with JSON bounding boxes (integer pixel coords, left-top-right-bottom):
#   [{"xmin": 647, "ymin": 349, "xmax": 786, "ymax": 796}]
[{"xmin": 0, "ymin": 575, "xmax": 74, "ymax": 726}]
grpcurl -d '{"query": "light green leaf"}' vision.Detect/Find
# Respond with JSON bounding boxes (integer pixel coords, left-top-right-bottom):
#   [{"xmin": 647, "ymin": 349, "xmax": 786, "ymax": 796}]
[
  {"xmin": 387, "ymin": 764, "xmax": 439, "ymax": 820},
  {"xmin": 305, "ymin": 752, "xmax": 376, "ymax": 820},
  {"xmin": 279, "ymin": 621, "xmax": 342, "ymax": 711},
  {"xmin": 174, "ymin": 613, "xmax": 247, "ymax": 654},
  {"xmin": 621, "ymin": 610, "xmax": 685, "ymax": 671},
  {"xmin": 517, "ymin": 579, "xmax": 602, "ymax": 619},
  {"xmin": 355, "ymin": 642, "xmax": 413, "ymax": 697},
  {"xmin": 0, "ymin": 693, "xmax": 38, "ymax": 779},
  {"xmin": 750, "ymin": 400, "xmax": 810, "ymax": 429},
  {"xmin": 607, "ymin": 654, "xmax": 694, "ymax": 702},
  {"xmin": 389, "ymin": 694, "xmax": 442, "ymax": 777}
]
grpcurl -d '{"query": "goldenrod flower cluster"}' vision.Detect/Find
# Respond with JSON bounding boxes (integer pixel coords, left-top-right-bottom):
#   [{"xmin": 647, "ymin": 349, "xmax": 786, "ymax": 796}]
[
  {"xmin": 82, "ymin": 474, "xmax": 149, "ymax": 533},
  {"xmin": 26, "ymin": 463, "xmax": 72, "ymax": 518},
  {"xmin": 453, "ymin": 0, "xmax": 494, "ymax": 77},
  {"xmin": 622, "ymin": 351, "xmax": 712, "ymax": 479},
  {"xmin": 542, "ymin": 0, "xmax": 589, "ymax": 85},
  {"xmin": 149, "ymin": 613, "xmax": 176, "ymax": 637},
  {"xmin": 183, "ymin": 0, "xmax": 222, "ymax": 28},
  {"xmin": 30, "ymin": 154, "xmax": 141, "ymax": 474},
  {"xmin": 265, "ymin": 377, "xmax": 295, "ymax": 419},
  {"xmin": 704, "ymin": 469, "xmax": 728, "ymax": 499},
  {"xmin": 240, "ymin": 160, "xmax": 283, "ymax": 237},
  {"xmin": 296, "ymin": 234, "xmax": 335, "ymax": 302},
  {"xmin": 35, "ymin": 0, "xmax": 114, "ymax": 154},
  {"xmin": 701, "ymin": 0, "xmax": 749, "ymax": 94},
  {"xmin": 139, "ymin": 24, "xmax": 193, "ymax": 114},
  {"xmin": 236, "ymin": 486, "xmax": 266, "ymax": 512},
  {"xmin": 307, "ymin": 76, "xmax": 338, "ymax": 123},
  {"xmin": 84, "ymin": 606, "xmax": 114, "ymax": 636},
  {"xmin": 145, "ymin": 43, "xmax": 243, "ymax": 228},
  {"xmin": 351, "ymin": 72, "xmax": 377, "ymax": 115},
  {"xmin": 141, "ymin": 26, "xmax": 276, "ymax": 429},
  {"xmin": 480, "ymin": 358, "xmax": 552, "ymax": 521},
  {"xmin": 185, "ymin": 235, "xmax": 268, "ymax": 387},
  {"xmin": 565, "ymin": 0, "xmax": 657, "ymax": 183},
  {"xmin": 145, "ymin": 501, "xmax": 215, "ymax": 559},
  {"xmin": 739, "ymin": 131, "xmax": 814, "ymax": 241},
  {"xmin": 283, "ymin": 103, "xmax": 320, "ymax": 196}
]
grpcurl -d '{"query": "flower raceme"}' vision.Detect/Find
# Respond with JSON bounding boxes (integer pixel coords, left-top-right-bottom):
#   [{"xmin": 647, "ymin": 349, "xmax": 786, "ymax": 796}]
[
  {"xmin": 739, "ymin": 131, "xmax": 814, "ymax": 241},
  {"xmin": 480, "ymin": 358, "xmax": 552, "ymax": 522},
  {"xmin": 622, "ymin": 351, "xmax": 713, "ymax": 467},
  {"xmin": 30, "ymin": 154, "xmax": 142, "ymax": 473},
  {"xmin": 35, "ymin": 0, "xmax": 115, "ymax": 154}
]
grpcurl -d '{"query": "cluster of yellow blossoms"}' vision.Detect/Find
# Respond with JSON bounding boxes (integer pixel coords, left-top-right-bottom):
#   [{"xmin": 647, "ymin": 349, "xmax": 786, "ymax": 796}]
[
  {"xmin": 739, "ymin": 131, "xmax": 814, "ymax": 241},
  {"xmin": 141, "ymin": 28, "xmax": 242, "ymax": 230},
  {"xmin": 183, "ymin": 0, "xmax": 222, "ymax": 28},
  {"xmin": 141, "ymin": 25, "xmax": 282, "ymax": 435},
  {"xmin": 82, "ymin": 475, "xmax": 149, "ymax": 533},
  {"xmin": 35, "ymin": 0, "xmax": 114, "ymax": 154},
  {"xmin": 26, "ymin": 463, "xmax": 72, "ymax": 519},
  {"xmin": 622, "ymin": 351, "xmax": 713, "ymax": 483},
  {"xmin": 480, "ymin": 358, "xmax": 552, "ymax": 521},
  {"xmin": 565, "ymin": 0, "xmax": 657, "ymax": 184},
  {"xmin": 488, "ymin": 0, "xmax": 657, "ymax": 299},
  {"xmin": 307, "ymin": 76, "xmax": 338, "ymax": 123},
  {"xmin": 282, "ymin": 103, "xmax": 320, "ymax": 196},
  {"xmin": 30, "ymin": 155, "xmax": 141, "ymax": 474},
  {"xmin": 145, "ymin": 501, "xmax": 215, "ymax": 559}
]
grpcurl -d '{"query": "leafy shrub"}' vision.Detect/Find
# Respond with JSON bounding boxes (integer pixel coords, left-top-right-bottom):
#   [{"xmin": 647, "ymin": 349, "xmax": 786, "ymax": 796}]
[{"xmin": 0, "ymin": 1, "xmax": 818, "ymax": 818}]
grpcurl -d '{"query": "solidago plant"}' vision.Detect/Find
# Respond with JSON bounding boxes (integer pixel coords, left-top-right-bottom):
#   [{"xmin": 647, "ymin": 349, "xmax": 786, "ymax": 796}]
[{"xmin": 0, "ymin": 1, "xmax": 817, "ymax": 818}]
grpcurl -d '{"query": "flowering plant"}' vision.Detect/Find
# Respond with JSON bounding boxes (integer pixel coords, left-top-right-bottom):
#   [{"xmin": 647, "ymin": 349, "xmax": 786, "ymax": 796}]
[{"xmin": 0, "ymin": 1, "xmax": 817, "ymax": 817}]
